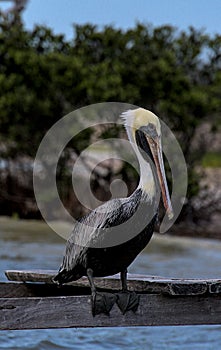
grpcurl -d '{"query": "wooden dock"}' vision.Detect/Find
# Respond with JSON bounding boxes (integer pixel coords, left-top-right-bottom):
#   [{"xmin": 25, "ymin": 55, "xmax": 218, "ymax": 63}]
[{"xmin": 1, "ymin": 270, "xmax": 221, "ymax": 329}]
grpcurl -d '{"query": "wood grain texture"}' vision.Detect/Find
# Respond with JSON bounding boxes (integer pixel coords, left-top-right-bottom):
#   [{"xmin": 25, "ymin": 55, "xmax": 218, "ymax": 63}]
[
  {"xmin": 1, "ymin": 294, "xmax": 221, "ymax": 330},
  {"xmin": 2, "ymin": 270, "xmax": 221, "ymax": 329},
  {"xmin": 5, "ymin": 269, "xmax": 221, "ymax": 296}
]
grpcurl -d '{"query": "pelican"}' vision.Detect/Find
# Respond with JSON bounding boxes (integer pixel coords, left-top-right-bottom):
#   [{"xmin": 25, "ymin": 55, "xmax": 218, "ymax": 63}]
[{"xmin": 53, "ymin": 108, "xmax": 173, "ymax": 316}]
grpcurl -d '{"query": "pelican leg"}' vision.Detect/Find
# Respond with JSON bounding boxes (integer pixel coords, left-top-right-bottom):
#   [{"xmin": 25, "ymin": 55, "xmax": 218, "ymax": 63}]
[
  {"xmin": 87, "ymin": 268, "xmax": 116, "ymax": 317},
  {"xmin": 116, "ymin": 269, "xmax": 140, "ymax": 314}
]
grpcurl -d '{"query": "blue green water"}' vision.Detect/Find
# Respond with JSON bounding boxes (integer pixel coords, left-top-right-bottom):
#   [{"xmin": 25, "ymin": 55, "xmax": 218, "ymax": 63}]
[{"xmin": 1, "ymin": 217, "xmax": 221, "ymax": 349}]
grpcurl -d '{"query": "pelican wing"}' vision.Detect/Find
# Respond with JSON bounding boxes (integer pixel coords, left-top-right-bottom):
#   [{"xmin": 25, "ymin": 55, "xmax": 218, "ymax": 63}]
[{"xmin": 59, "ymin": 190, "xmax": 142, "ymax": 273}]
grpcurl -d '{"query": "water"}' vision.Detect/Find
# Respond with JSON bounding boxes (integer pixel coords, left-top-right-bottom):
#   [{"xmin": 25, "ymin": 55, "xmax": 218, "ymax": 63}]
[{"xmin": 1, "ymin": 217, "xmax": 221, "ymax": 349}]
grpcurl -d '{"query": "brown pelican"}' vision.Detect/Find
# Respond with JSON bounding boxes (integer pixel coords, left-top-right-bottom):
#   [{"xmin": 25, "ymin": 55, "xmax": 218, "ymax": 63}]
[{"xmin": 53, "ymin": 108, "xmax": 173, "ymax": 316}]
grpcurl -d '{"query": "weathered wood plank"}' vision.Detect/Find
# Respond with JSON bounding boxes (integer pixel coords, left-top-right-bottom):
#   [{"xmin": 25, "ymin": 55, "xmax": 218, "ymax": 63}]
[
  {"xmin": 2, "ymin": 271, "xmax": 221, "ymax": 329},
  {"xmin": 5, "ymin": 270, "xmax": 55, "ymax": 284},
  {"xmin": 5, "ymin": 269, "xmax": 218, "ymax": 296},
  {"xmin": 1, "ymin": 294, "xmax": 221, "ymax": 330}
]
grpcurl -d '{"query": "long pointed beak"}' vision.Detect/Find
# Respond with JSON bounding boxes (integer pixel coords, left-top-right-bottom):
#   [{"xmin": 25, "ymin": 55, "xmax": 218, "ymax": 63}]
[{"xmin": 147, "ymin": 137, "xmax": 173, "ymax": 219}]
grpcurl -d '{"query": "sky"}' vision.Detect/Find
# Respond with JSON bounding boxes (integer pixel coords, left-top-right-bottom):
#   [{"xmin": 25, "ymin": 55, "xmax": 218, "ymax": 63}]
[{"xmin": 0, "ymin": 0, "xmax": 221, "ymax": 39}]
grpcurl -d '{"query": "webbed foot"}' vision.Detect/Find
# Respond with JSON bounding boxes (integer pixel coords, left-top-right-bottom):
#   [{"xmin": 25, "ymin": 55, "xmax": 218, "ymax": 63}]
[
  {"xmin": 116, "ymin": 290, "xmax": 140, "ymax": 314},
  {"xmin": 91, "ymin": 291, "xmax": 117, "ymax": 316}
]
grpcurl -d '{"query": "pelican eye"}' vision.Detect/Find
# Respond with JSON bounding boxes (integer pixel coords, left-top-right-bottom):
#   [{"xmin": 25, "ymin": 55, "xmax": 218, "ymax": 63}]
[{"xmin": 139, "ymin": 123, "xmax": 158, "ymax": 139}]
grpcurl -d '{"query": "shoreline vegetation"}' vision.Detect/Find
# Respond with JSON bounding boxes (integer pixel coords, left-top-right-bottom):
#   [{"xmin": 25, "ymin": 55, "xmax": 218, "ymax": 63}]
[{"xmin": 0, "ymin": 1, "xmax": 220, "ymax": 238}]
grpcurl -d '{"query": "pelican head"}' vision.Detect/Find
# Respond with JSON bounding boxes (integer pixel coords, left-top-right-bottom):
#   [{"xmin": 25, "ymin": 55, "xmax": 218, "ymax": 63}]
[{"xmin": 122, "ymin": 108, "xmax": 173, "ymax": 219}]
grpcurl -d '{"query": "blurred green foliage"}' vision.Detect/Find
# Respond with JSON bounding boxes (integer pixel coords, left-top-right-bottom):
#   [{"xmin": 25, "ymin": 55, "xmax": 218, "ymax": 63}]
[
  {"xmin": 202, "ymin": 152, "xmax": 221, "ymax": 167},
  {"xmin": 0, "ymin": 8, "xmax": 221, "ymax": 219}
]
